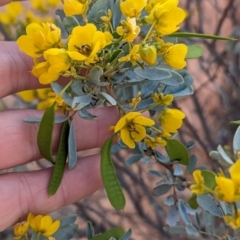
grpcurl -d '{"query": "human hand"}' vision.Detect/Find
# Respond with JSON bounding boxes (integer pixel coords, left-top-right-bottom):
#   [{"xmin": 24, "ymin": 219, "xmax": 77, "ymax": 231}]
[{"xmin": 0, "ymin": 41, "xmax": 119, "ymax": 231}]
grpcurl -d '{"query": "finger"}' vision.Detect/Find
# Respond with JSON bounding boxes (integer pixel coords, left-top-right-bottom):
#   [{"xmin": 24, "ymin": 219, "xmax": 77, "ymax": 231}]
[
  {"xmin": 0, "ymin": 154, "xmax": 103, "ymax": 231},
  {"xmin": 0, "ymin": 42, "xmax": 70, "ymax": 98},
  {"xmin": 0, "ymin": 106, "xmax": 118, "ymax": 169},
  {"xmin": 0, "ymin": 0, "xmax": 27, "ymax": 7}
]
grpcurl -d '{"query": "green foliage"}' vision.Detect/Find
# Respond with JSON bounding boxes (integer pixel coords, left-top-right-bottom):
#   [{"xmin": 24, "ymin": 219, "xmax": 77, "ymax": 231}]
[
  {"xmin": 165, "ymin": 139, "xmax": 189, "ymax": 165},
  {"xmin": 48, "ymin": 120, "xmax": 69, "ymax": 195},
  {"xmin": 90, "ymin": 227, "xmax": 125, "ymax": 240},
  {"xmin": 101, "ymin": 136, "xmax": 126, "ymax": 210},
  {"xmin": 37, "ymin": 103, "xmax": 56, "ymax": 164}
]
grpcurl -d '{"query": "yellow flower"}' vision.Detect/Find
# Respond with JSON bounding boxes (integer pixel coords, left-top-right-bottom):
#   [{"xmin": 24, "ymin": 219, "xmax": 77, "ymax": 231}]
[
  {"xmin": 67, "ymin": 23, "xmax": 111, "ymax": 63},
  {"xmin": 148, "ymin": 0, "xmax": 185, "ymax": 36},
  {"xmin": 190, "ymin": 170, "xmax": 205, "ymax": 195},
  {"xmin": 144, "ymin": 135, "xmax": 166, "ymax": 149},
  {"xmin": 32, "ymin": 48, "xmax": 71, "ymax": 84},
  {"xmin": 63, "ymin": 0, "xmax": 90, "ymax": 17},
  {"xmin": 214, "ymin": 176, "xmax": 240, "ymax": 202},
  {"xmin": 18, "ymin": 90, "xmax": 36, "ymax": 102},
  {"xmin": 100, "ymin": 9, "xmax": 112, "ymax": 24},
  {"xmin": 145, "ymin": 0, "xmax": 169, "ymax": 13},
  {"xmin": 0, "ymin": 2, "xmax": 23, "ymax": 24},
  {"xmin": 162, "ymin": 44, "xmax": 188, "ymax": 69},
  {"xmin": 119, "ymin": 44, "xmax": 141, "ymax": 65},
  {"xmin": 31, "ymin": 0, "xmax": 61, "ymax": 11},
  {"xmin": 129, "ymin": 92, "xmax": 141, "ymax": 108},
  {"xmin": 158, "ymin": 108, "xmax": 185, "ymax": 133},
  {"xmin": 139, "ymin": 44, "xmax": 157, "ymax": 65},
  {"xmin": 224, "ymin": 210, "xmax": 240, "ymax": 229},
  {"xmin": 120, "ymin": 0, "xmax": 147, "ymax": 18},
  {"xmin": 229, "ymin": 159, "xmax": 240, "ymax": 184},
  {"xmin": 114, "ymin": 112, "xmax": 155, "ymax": 148},
  {"xmin": 13, "ymin": 222, "xmax": 29, "ymax": 239},
  {"xmin": 27, "ymin": 213, "xmax": 60, "ymax": 237},
  {"xmin": 116, "ymin": 18, "xmax": 140, "ymax": 42},
  {"xmin": 17, "ymin": 22, "xmax": 61, "ymax": 58},
  {"xmin": 153, "ymin": 93, "xmax": 173, "ymax": 106}
]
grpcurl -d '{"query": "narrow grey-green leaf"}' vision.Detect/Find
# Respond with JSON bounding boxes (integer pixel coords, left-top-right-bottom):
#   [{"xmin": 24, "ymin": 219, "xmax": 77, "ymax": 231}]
[
  {"xmin": 88, "ymin": 0, "xmax": 108, "ymax": 25},
  {"xmin": 134, "ymin": 67, "xmax": 171, "ymax": 81},
  {"xmin": 88, "ymin": 65, "xmax": 103, "ymax": 84},
  {"xmin": 24, "ymin": 116, "xmax": 68, "ymax": 124},
  {"xmin": 86, "ymin": 221, "xmax": 95, "ymax": 239},
  {"xmin": 48, "ymin": 120, "xmax": 69, "ymax": 195},
  {"xmin": 163, "ymin": 226, "xmax": 186, "ymax": 234},
  {"xmin": 63, "ymin": 16, "xmax": 79, "ymax": 34},
  {"xmin": 79, "ymin": 108, "xmax": 98, "ymax": 120},
  {"xmin": 166, "ymin": 205, "xmax": 179, "ymax": 226},
  {"xmin": 178, "ymin": 199, "xmax": 191, "ymax": 225},
  {"xmin": 37, "ymin": 103, "xmax": 55, "ymax": 163},
  {"xmin": 185, "ymin": 224, "xmax": 199, "ymax": 236},
  {"xmin": 110, "ymin": 49, "xmax": 123, "ymax": 63},
  {"xmin": 197, "ymin": 194, "xmax": 223, "ymax": 217},
  {"xmin": 98, "ymin": 92, "xmax": 116, "ymax": 105},
  {"xmin": 112, "ymin": 0, "xmax": 121, "ymax": 29},
  {"xmin": 194, "ymin": 212, "xmax": 201, "ymax": 229},
  {"xmin": 163, "ymin": 195, "xmax": 175, "ymax": 206},
  {"xmin": 233, "ymin": 126, "xmax": 240, "ymax": 156},
  {"xmin": 165, "ymin": 139, "xmax": 189, "ymax": 166},
  {"xmin": 125, "ymin": 154, "xmax": 143, "ymax": 166},
  {"xmin": 186, "ymin": 45, "xmax": 204, "ymax": 59},
  {"xmin": 90, "ymin": 227, "xmax": 125, "ymax": 240},
  {"xmin": 68, "ymin": 121, "xmax": 77, "ymax": 170},
  {"xmin": 217, "ymin": 145, "xmax": 234, "ymax": 165},
  {"xmin": 72, "ymin": 95, "xmax": 92, "ymax": 110},
  {"xmin": 186, "ymin": 154, "xmax": 198, "ymax": 173},
  {"xmin": 160, "ymin": 69, "xmax": 184, "ymax": 86},
  {"xmin": 227, "ymin": 235, "xmax": 234, "ymax": 240},
  {"xmin": 153, "ymin": 183, "xmax": 172, "ymax": 196},
  {"xmin": 101, "ymin": 137, "xmax": 126, "ymax": 210},
  {"xmin": 148, "ymin": 170, "xmax": 162, "ymax": 178},
  {"xmin": 52, "ymin": 224, "xmax": 78, "ymax": 240},
  {"xmin": 167, "ymin": 32, "xmax": 237, "ymax": 41},
  {"xmin": 173, "ymin": 165, "xmax": 183, "ymax": 176},
  {"xmin": 59, "ymin": 215, "xmax": 77, "ymax": 227},
  {"xmin": 230, "ymin": 120, "xmax": 240, "ymax": 125},
  {"xmin": 119, "ymin": 229, "xmax": 132, "ymax": 240}
]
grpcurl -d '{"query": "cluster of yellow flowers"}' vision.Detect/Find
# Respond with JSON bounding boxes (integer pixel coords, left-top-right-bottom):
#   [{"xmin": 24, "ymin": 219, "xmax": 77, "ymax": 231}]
[
  {"xmin": 191, "ymin": 160, "xmax": 240, "ymax": 229},
  {"xmin": 16, "ymin": 0, "xmax": 187, "ymax": 147},
  {"xmin": 0, "ymin": 0, "xmax": 60, "ymax": 27},
  {"xmin": 13, "ymin": 213, "xmax": 60, "ymax": 239}
]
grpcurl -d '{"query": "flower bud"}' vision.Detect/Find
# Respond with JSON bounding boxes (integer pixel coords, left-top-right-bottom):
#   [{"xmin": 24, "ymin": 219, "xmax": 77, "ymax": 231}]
[{"xmin": 139, "ymin": 45, "xmax": 157, "ymax": 65}]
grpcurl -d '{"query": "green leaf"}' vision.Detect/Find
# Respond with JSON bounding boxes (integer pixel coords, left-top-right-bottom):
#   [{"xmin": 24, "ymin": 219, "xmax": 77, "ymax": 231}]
[
  {"xmin": 167, "ymin": 32, "xmax": 237, "ymax": 41},
  {"xmin": 48, "ymin": 120, "xmax": 69, "ymax": 195},
  {"xmin": 165, "ymin": 139, "xmax": 189, "ymax": 165},
  {"xmin": 63, "ymin": 16, "xmax": 79, "ymax": 34},
  {"xmin": 230, "ymin": 120, "xmax": 240, "ymax": 124},
  {"xmin": 185, "ymin": 224, "xmax": 199, "ymax": 236},
  {"xmin": 134, "ymin": 67, "xmax": 171, "ymax": 81},
  {"xmin": 186, "ymin": 45, "xmax": 204, "ymax": 59},
  {"xmin": 78, "ymin": 108, "xmax": 98, "ymax": 120},
  {"xmin": 101, "ymin": 137, "xmax": 126, "ymax": 210},
  {"xmin": 188, "ymin": 194, "xmax": 198, "ymax": 209},
  {"xmin": 110, "ymin": 49, "xmax": 123, "ymax": 63},
  {"xmin": 59, "ymin": 215, "xmax": 77, "ymax": 227},
  {"xmin": 90, "ymin": 227, "xmax": 125, "ymax": 240},
  {"xmin": 68, "ymin": 121, "xmax": 77, "ymax": 170},
  {"xmin": 37, "ymin": 103, "xmax": 55, "ymax": 163},
  {"xmin": 201, "ymin": 170, "xmax": 216, "ymax": 190}
]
